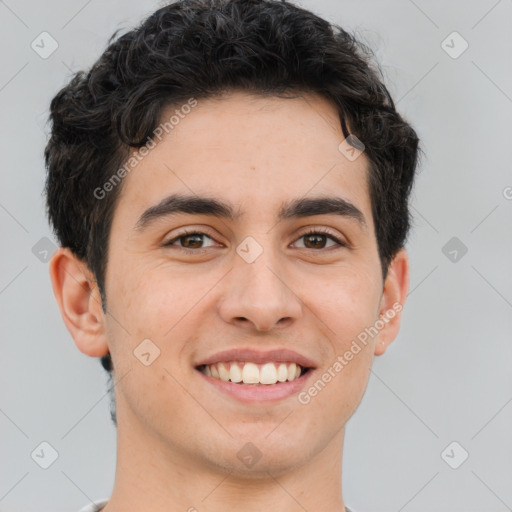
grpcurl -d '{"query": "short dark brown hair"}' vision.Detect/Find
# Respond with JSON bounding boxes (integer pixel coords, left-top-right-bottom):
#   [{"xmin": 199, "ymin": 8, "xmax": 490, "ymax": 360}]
[{"xmin": 44, "ymin": 0, "xmax": 419, "ymax": 425}]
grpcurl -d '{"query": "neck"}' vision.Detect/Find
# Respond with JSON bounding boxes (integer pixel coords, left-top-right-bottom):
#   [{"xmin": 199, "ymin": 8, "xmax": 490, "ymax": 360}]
[{"xmin": 102, "ymin": 404, "xmax": 348, "ymax": 512}]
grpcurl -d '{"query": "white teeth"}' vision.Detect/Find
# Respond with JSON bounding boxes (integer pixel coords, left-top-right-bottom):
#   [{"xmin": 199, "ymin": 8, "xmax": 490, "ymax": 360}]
[
  {"xmin": 218, "ymin": 362, "xmax": 230, "ymax": 381},
  {"xmin": 260, "ymin": 363, "xmax": 278, "ymax": 384},
  {"xmin": 242, "ymin": 362, "xmax": 260, "ymax": 384},
  {"xmin": 229, "ymin": 363, "xmax": 243, "ymax": 383},
  {"xmin": 277, "ymin": 363, "xmax": 288, "ymax": 382},
  {"xmin": 287, "ymin": 363, "xmax": 297, "ymax": 381},
  {"xmin": 201, "ymin": 361, "xmax": 306, "ymax": 385}
]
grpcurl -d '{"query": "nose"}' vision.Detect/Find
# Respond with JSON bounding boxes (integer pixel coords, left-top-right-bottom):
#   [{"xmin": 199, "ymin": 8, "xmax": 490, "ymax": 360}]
[{"xmin": 217, "ymin": 245, "xmax": 303, "ymax": 332}]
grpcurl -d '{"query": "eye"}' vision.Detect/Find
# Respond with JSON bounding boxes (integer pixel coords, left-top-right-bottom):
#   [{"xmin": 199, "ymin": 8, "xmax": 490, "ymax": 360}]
[
  {"xmin": 163, "ymin": 230, "xmax": 218, "ymax": 250},
  {"xmin": 162, "ymin": 227, "xmax": 347, "ymax": 252},
  {"xmin": 293, "ymin": 228, "xmax": 346, "ymax": 250}
]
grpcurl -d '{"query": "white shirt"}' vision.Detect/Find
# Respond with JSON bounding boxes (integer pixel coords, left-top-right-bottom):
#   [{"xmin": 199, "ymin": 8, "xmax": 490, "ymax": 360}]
[
  {"xmin": 77, "ymin": 499, "xmax": 355, "ymax": 511},
  {"xmin": 78, "ymin": 499, "xmax": 108, "ymax": 512}
]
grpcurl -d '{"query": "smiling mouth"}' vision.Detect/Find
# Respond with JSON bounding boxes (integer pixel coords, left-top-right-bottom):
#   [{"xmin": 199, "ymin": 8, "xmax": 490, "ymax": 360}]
[{"xmin": 196, "ymin": 361, "xmax": 312, "ymax": 385}]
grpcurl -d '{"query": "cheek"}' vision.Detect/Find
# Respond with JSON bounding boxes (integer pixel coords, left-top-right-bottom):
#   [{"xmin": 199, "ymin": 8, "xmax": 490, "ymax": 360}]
[
  {"xmin": 105, "ymin": 267, "xmax": 203, "ymax": 413},
  {"xmin": 112, "ymin": 263, "xmax": 192, "ymax": 334},
  {"xmin": 306, "ymin": 265, "xmax": 382, "ymax": 344},
  {"xmin": 302, "ymin": 266, "xmax": 380, "ymax": 407}
]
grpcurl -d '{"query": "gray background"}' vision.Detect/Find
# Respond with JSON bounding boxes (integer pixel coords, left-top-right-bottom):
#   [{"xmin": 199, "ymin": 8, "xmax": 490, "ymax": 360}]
[{"xmin": 1, "ymin": 1, "xmax": 511, "ymax": 511}]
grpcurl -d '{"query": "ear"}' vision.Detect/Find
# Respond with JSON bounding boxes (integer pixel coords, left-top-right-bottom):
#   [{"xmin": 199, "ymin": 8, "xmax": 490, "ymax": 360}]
[
  {"xmin": 49, "ymin": 247, "xmax": 110, "ymax": 358},
  {"xmin": 374, "ymin": 248, "xmax": 409, "ymax": 356}
]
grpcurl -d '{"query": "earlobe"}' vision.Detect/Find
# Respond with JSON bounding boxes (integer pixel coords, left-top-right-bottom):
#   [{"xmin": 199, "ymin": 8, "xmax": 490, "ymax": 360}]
[
  {"xmin": 49, "ymin": 248, "xmax": 110, "ymax": 358},
  {"xmin": 374, "ymin": 249, "xmax": 409, "ymax": 356}
]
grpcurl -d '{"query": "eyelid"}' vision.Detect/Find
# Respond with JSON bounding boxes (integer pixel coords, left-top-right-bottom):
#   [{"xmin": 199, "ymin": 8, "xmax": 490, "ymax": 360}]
[
  {"xmin": 163, "ymin": 225, "xmax": 349, "ymax": 251},
  {"xmin": 162, "ymin": 227, "xmax": 220, "ymax": 247},
  {"xmin": 293, "ymin": 226, "xmax": 349, "ymax": 247}
]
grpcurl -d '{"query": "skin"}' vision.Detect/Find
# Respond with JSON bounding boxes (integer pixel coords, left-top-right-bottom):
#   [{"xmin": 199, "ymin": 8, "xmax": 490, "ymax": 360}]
[{"xmin": 50, "ymin": 90, "xmax": 409, "ymax": 512}]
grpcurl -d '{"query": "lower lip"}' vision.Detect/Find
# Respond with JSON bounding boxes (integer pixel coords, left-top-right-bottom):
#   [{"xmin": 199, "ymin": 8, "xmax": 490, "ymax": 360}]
[{"xmin": 196, "ymin": 368, "xmax": 315, "ymax": 403}]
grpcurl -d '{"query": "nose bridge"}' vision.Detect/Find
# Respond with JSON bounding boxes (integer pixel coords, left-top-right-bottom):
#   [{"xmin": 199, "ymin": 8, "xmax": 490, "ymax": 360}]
[{"xmin": 218, "ymin": 235, "xmax": 302, "ymax": 331}]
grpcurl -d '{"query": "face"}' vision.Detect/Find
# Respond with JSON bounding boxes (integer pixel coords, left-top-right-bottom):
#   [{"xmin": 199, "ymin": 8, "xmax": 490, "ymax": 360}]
[{"xmin": 75, "ymin": 91, "xmax": 407, "ymax": 476}]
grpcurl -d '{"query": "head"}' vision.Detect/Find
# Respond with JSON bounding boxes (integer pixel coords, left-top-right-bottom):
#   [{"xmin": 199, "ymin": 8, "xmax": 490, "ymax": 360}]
[{"xmin": 45, "ymin": 0, "xmax": 418, "ymax": 474}]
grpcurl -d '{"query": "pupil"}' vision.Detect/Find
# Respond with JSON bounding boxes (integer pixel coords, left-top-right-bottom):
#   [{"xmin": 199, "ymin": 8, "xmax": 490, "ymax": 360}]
[
  {"xmin": 181, "ymin": 234, "xmax": 327, "ymax": 249},
  {"xmin": 306, "ymin": 234, "xmax": 325, "ymax": 248},
  {"xmin": 183, "ymin": 234, "xmax": 202, "ymax": 248}
]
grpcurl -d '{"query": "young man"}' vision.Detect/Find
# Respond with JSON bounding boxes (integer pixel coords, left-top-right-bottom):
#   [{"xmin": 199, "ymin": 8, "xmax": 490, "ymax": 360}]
[{"xmin": 45, "ymin": 1, "xmax": 419, "ymax": 510}]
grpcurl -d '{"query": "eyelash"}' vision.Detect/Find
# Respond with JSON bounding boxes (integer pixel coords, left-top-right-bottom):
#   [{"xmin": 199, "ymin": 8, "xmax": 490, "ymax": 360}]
[{"xmin": 162, "ymin": 227, "xmax": 347, "ymax": 253}]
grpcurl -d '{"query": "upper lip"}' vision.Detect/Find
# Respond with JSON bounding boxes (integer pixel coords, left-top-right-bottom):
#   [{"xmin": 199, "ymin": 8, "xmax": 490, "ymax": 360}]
[{"xmin": 195, "ymin": 348, "xmax": 317, "ymax": 369}]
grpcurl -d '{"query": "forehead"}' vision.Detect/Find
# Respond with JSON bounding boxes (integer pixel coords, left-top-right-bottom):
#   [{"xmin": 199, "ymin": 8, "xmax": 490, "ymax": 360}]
[{"xmin": 115, "ymin": 91, "xmax": 372, "ymax": 227}]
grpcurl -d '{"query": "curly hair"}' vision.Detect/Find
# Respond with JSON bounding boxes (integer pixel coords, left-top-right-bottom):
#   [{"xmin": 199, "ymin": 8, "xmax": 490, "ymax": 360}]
[{"xmin": 44, "ymin": 0, "xmax": 419, "ymax": 424}]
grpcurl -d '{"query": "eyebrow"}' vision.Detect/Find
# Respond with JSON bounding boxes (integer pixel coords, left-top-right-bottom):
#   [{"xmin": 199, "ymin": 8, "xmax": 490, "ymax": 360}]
[{"xmin": 134, "ymin": 193, "xmax": 366, "ymax": 231}]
